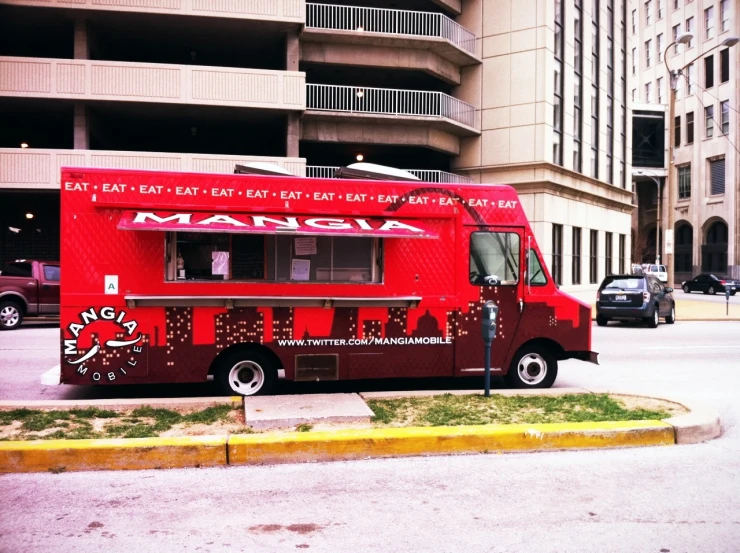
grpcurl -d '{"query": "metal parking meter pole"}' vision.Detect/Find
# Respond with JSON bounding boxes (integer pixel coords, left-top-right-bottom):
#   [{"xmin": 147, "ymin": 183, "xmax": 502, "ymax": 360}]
[
  {"xmin": 727, "ymin": 288, "xmax": 730, "ymax": 317},
  {"xmin": 481, "ymin": 300, "xmax": 498, "ymax": 397}
]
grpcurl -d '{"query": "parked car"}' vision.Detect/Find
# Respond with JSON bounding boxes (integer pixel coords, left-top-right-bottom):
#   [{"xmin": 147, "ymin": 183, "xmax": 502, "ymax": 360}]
[
  {"xmin": 0, "ymin": 260, "xmax": 60, "ymax": 330},
  {"xmin": 644, "ymin": 264, "xmax": 667, "ymax": 283},
  {"xmin": 596, "ymin": 274, "xmax": 675, "ymax": 328},
  {"xmin": 630, "ymin": 263, "xmax": 644, "ymax": 275},
  {"xmin": 682, "ymin": 273, "xmax": 739, "ymax": 296}
]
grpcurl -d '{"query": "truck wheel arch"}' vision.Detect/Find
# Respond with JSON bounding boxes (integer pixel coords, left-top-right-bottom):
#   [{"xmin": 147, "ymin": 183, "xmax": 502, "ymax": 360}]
[
  {"xmin": 0, "ymin": 293, "xmax": 28, "ymax": 314},
  {"xmin": 208, "ymin": 343, "xmax": 284, "ymax": 379},
  {"xmin": 505, "ymin": 337, "xmax": 566, "ymax": 370}
]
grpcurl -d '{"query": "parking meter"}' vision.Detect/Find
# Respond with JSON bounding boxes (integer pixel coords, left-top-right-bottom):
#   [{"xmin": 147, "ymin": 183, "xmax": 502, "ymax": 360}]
[
  {"xmin": 481, "ymin": 301, "xmax": 498, "ymax": 397},
  {"xmin": 727, "ymin": 288, "xmax": 731, "ymax": 316}
]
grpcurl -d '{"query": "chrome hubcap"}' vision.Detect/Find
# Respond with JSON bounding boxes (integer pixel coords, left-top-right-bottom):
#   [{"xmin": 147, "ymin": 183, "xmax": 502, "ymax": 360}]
[
  {"xmin": 517, "ymin": 353, "xmax": 547, "ymax": 386},
  {"xmin": 0, "ymin": 306, "xmax": 20, "ymax": 327},
  {"xmin": 227, "ymin": 360, "xmax": 264, "ymax": 395}
]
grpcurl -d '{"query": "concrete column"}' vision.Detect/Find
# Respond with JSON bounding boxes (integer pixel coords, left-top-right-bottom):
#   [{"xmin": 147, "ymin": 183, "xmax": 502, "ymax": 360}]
[
  {"xmin": 73, "ymin": 104, "xmax": 89, "ymax": 150},
  {"xmin": 74, "ymin": 19, "xmax": 89, "ymax": 60},
  {"xmin": 286, "ymin": 33, "xmax": 299, "ymax": 72},
  {"xmin": 286, "ymin": 114, "xmax": 300, "ymax": 158}
]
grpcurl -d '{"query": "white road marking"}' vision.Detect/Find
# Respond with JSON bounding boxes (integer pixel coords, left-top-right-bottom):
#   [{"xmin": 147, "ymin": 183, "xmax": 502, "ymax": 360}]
[
  {"xmin": 40, "ymin": 364, "xmax": 61, "ymax": 386},
  {"xmin": 640, "ymin": 345, "xmax": 740, "ymax": 350}
]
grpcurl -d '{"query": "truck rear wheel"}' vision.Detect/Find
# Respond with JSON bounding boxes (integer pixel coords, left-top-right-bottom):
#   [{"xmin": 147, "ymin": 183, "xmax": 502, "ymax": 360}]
[
  {"xmin": 0, "ymin": 301, "xmax": 23, "ymax": 331},
  {"xmin": 505, "ymin": 345, "xmax": 558, "ymax": 389},
  {"xmin": 215, "ymin": 350, "xmax": 276, "ymax": 397}
]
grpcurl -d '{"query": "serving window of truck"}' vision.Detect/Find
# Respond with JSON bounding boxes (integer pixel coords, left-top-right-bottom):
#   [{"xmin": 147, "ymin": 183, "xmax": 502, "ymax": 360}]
[{"xmin": 59, "ymin": 168, "xmax": 596, "ymax": 396}]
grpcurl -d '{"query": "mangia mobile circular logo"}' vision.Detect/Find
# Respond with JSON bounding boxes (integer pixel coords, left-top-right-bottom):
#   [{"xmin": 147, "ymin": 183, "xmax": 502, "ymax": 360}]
[{"xmin": 64, "ymin": 306, "xmax": 143, "ymax": 382}]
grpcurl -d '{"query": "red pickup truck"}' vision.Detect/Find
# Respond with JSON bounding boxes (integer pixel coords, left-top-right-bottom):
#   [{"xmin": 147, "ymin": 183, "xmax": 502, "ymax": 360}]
[{"xmin": 0, "ymin": 260, "xmax": 60, "ymax": 330}]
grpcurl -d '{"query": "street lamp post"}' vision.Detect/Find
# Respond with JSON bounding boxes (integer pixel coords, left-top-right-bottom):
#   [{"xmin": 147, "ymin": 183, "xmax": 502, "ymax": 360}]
[{"xmin": 663, "ymin": 34, "xmax": 740, "ymax": 286}]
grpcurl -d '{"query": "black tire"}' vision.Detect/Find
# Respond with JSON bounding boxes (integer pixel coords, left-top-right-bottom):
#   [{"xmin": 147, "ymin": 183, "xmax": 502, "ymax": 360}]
[
  {"xmin": 596, "ymin": 315, "xmax": 608, "ymax": 327},
  {"xmin": 645, "ymin": 306, "xmax": 659, "ymax": 328},
  {"xmin": 665, "ymin": 304, "xmax": 675, "ymax": 324},
  {"xmin": 0, "ymin": 301, "xmax": 24, "ymax": 331},
  {"xmin": 683, "ymin": 284, "xmax": 690, "ymax": 293},
  {"xmin": 214, "ymin": 349, "xmax": 277, "ymax": 397},
  {"xmin": 709, "ymin": 286, "xmax": 716, "ymax": 295},
  {"xmin": 732, "ymin": 291, "xmax": 737, "ymax": 296},
  {"xmin": 505, "ymin": 345, "xmax": 558, "ymax": 389}
]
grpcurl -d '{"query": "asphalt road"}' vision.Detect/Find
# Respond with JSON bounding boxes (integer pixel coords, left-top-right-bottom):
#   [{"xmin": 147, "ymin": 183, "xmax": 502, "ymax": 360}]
[{"xmin": 1, "ymin": 321, "xmax": 740, "ymax": 552}]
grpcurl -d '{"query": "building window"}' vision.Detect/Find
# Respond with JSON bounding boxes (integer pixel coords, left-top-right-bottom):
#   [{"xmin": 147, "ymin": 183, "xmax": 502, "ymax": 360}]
[
  {"xmin": 657, "ymin": 33, "xmax": 664, "ymax": 62},
  {"xmin": 721, "ymin": 101, "xmax": 729, "ymax": 134},
  {"xmin": 632, "ymin": 8, "xmax": 637, "ymax": 32},
  {"xmin": 686, "ymin": 111, "xmax": 694, "ymax": 143},
  {"xmin": 705, "ymin": 6, "xmax": 714, "ymax": 39},
  {"xmin": 572, "ymin": 227, "xmax": 582, "ymax": 285},
  {"xmin": 632, "ymin": 88, "xmax": 636, "ymax": 102},
  {"xmin": 632, "ymin": 47, "xmax": 637, "ymax": 74},
  {"xmin": 470, "ymin": 232, "xmax": 520, "ymax": 284},
  {"xmin": 605, "ymin": 232, "xmax": 613, "ymax": 275},
  {"xmin": 552, "ymin": 224, "xmax": 563, "ymax": 286},
  {"xmin": 705, "ymin": 55, "xmax": 714, "ymax": 88},
  {"xmin": 687, "ymin": 63, "xmax": 695, "ymax": 94},
  {"xmin": 645, "ymin": 82, "xmax": 652, "ymax": 102},
  {"xmin": 619, "ymin": 234, "xmax": 626, "ymax": 274},
  {"xmin": 606, "ymin": 0, "xmax": 615, "ymax": 185},
  {"xmin": 674, "ymin": 0, "xmax": 679, "ymax": 9},
  {"xmin": 709, "ymin": 158, "xmax": 725, "ymax": 195},
  {"xmin": 686, "ymin": 17, "xmax": 694, "ymax": 48},
  {"xmin": 589, "ymin": 230, "xmax": 599, "ymax": 284},
  {"xmin": 574, "ymin": 0, "xmax": 584, "ymax": 173},
  {"xmin": 673, "ymin": 24, "xmax": 681, "ymax": 53},
  {"xmin": 658, "ymin": 0, "xmax": 664, "ymax": 19},
  {"xmin": 645, "ymin": 0, "xmax": 652, "ymax": 25},
  {"xmin": 168, "ymin": 233, "xmax": 381, "ymax": 283},
  {"xmin": 621, "ymin": 0, "xmax": 628, "ymax": 192},
  {"xmin": 721, "ymin": 0, "xmax": 730, "ymax": 32},
  {"xmin": 591, "ymin": 2, "xmax": 600, "ymax": 180},
  {"xmin": 705, "ymin": 105, "xmax": 714, "ymax": 138},
  {"xmin": 554, "ymin": 0, "xmax": 564, "ymax": 166},
  {"xmin": 645, "ymin": 39, "xmax": 652, "ymax": 67},
  {"xmin": 720, "ymin": 48, "xmax": 730, "ymax": 82},
  {"xmin": 657, "ymin": 77, "xmax": 664, "ymax": 103},
  {"xmin": 678, "ymin": 165, "xmax": 691, "ymax": 199},
  {"xmin": 675, "ymin": 115, "xmax": 681, "ymax": 147}
]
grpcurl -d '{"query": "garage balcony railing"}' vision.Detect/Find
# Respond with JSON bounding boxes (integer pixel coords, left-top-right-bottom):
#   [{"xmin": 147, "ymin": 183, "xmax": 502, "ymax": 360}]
[
  {"xmin": 306, "ymin": 84, "xmax": 477, "ymax": 130},
  {"xmin": 306, "ymin": 3, "xmax": 476, "ymax": 55},
  {"xmin": 306, "ymin": 166, "xmax": 473, "ymax": 184}
]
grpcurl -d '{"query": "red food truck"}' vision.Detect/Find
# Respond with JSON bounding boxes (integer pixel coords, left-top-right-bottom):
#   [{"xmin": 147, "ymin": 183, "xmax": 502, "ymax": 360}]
[{"xmin": 59, "ymin": 166, "xmax": 597, "ymax": 396}]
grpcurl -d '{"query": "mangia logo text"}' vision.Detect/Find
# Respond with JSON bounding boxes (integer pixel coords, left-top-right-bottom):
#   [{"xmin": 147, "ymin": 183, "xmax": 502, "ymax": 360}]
[{"xmin": 64, "ymin": 306, "xmax": 143, "ymax": 382}]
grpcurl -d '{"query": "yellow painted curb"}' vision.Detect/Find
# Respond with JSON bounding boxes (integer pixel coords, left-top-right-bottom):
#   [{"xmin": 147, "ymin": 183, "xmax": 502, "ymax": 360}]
[
  {"xmin": 228, "ymin": 421, "xmax": 675, "ymax": 465},
  {"xmin": 0, "ymin": 435, "xmax": 228, "ymax": 473}
]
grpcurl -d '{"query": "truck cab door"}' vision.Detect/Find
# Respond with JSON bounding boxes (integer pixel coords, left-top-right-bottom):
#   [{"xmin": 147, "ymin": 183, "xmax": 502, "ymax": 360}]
[
  {"xmin": 38, "ymin": 264, "xmax": 60, "ymax": 315},
  {"xmin": 455, "ymin": 226, "xmax": 525, "ymax": 375}
]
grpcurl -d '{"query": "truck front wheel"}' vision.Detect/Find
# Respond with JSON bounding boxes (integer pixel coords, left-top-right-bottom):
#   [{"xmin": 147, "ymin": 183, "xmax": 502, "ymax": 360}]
[
  {"xmin": 505, "ymin": 345, "xmax": 558, "ymax": 389},
  {"xmin": 0, "ymin": 301, "xmax": 24, "ymax": 331},
  {"xmin": 215, "ymin": 350, "xmax": 276, "ymax": 397}
]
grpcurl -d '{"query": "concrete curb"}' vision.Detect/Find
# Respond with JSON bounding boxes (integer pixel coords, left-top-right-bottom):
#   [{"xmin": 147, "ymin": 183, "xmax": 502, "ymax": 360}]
[
  {"xmin": 0, "ymin": 391, "xmax": 721, "ymax": 473},
  {"xmin": 360, "ymin": 387, "xmax": 591, "ymax": 400},
  {"xmin": 0, "ymin": 436, "xmax": 227, "ymax": 473},
  {"xmin": 0, "ymin": 396, "xmax": 242, "ymax": 412},
  {"xmin": 581, "ymin": 389, "xmax": 722, "ymax": 445},
  {"xmin": 226, "ymin": 421, "xmax": 674, "ymax": 465}
]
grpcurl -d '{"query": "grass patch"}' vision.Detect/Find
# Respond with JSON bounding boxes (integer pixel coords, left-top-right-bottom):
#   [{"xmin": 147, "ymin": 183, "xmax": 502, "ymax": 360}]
[
  {"xmin": 0, "ymin": 404, "xmax": 241, "ymax": 441},
  {"xmin": 295, "ymin": 423, "xmax": 313, "ymax": 432},
  {"xmin": 366, "ymin": 394, "xmax": 675, "ymax": 427}
]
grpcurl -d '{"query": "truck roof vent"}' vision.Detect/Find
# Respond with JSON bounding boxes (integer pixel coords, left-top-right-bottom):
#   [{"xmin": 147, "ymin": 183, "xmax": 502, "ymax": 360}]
[
  {"xmin": 334, "ymin": 163, "xmax": 421, "ymax": 182},
  {"xmin": 234, "ymin": 162, "xmax": 294, "ymax": 176}
]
